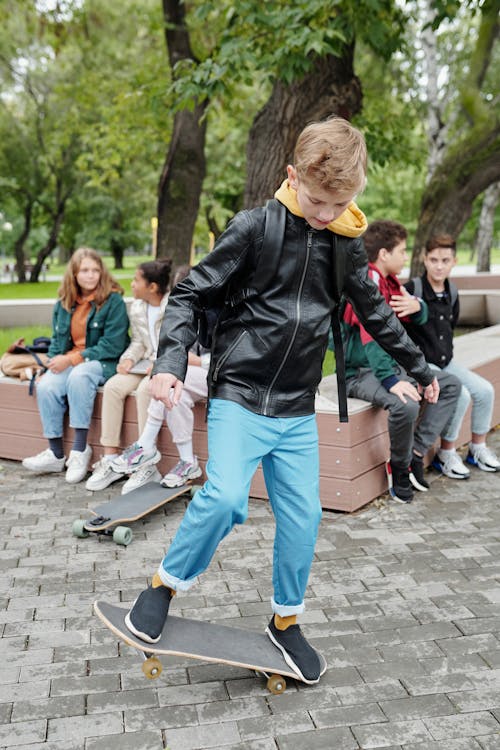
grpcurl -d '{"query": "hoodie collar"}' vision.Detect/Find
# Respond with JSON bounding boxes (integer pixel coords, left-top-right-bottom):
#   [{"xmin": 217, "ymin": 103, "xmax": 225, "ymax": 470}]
[{"xmin": 274, "ymin": 179, "xmax": 367, "ymax": 238}]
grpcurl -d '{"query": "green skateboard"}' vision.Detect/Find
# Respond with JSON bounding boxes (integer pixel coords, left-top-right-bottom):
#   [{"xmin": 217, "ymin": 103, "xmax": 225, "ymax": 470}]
[{"xmin": 73, "ymin": 481, "xmax": 200, "ymax": 545}]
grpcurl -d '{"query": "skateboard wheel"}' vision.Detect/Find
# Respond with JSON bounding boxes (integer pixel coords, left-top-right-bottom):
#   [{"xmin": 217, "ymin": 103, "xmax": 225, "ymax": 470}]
[
  {"xmin": 190, "ymin": 484, "xmax": 202, "ymax": 498},
  {"xmin": 267, "ymin": 674, "xmax": 286, "ymax": 694},
  {"xmin": 112, "ymin": 526, "xmax": 133, "ymax": 546},
  {"xmin": 72, "ymin": 519, "xmax": 90, "ymax": 538},
  {"xmin": 142, "ymin": 656, "xmax": 162, "ymax": 680}
]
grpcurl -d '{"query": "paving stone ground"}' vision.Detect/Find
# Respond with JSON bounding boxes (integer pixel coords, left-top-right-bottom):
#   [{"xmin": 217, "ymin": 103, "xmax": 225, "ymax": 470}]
[{"xmin": 1, "ymin": 429, "xmax": 500, "ymax": 750}]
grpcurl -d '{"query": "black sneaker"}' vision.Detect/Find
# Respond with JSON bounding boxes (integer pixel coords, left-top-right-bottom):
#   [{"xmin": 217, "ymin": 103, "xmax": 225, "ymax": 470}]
[
  {"xmin": 125, "ymin": 583, "xmax": 172, "ymax": 644},
  {"xmin": 266, "ymin": 617, "xmax": 322, "ymax": 684},
  {"xmin": 386, "ymin": 460, "xmax": 413, "ymax": 503},
  {"xmin": 409, "ymin": 454, "xmax": 430, "ymax": 491}
]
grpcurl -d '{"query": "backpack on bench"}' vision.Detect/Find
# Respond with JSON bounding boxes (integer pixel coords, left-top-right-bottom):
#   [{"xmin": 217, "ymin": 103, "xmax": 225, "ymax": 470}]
[{"xmin": 0, "ymin": 337, "xmax": 51, "ymax": 394}]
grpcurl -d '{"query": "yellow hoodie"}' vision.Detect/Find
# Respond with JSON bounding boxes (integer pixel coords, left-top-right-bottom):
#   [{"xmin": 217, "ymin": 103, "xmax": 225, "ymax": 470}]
[{"xmin": 274, "ymin": 179, "xmax": 367, "ymax": 238}]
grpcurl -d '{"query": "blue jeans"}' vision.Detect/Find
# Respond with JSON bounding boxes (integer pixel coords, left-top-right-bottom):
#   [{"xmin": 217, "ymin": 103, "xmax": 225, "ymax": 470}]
[
  {"xmin": 36, "ymin": 361, "xmax": 105, "ymax": 438},
  {"xmin": 158, "ymin": 399, "xmax": 322, "ymax": 616},
  {"xmin": 429, "ymin": 360, "xmax": 494, "ymax": 441}
]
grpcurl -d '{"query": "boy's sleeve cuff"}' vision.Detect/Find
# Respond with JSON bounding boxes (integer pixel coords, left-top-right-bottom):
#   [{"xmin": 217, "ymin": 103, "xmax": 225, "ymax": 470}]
[{"xmin": 382, "ymin": 374, "xmax": 399, "ymax": 391}]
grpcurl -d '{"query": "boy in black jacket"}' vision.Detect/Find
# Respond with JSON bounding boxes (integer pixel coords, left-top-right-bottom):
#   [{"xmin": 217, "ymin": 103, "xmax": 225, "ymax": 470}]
[
  {"xmin": 124, "ymin": 117, "xmax": 439, "ymax": 685},
  {"xmin": 405, "ymin": 234, "xmax": 500, "ymax": 477}
]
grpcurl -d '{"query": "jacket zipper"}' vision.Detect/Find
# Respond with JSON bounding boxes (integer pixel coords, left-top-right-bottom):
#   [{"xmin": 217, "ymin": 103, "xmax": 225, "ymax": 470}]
[
  {"xmin": 212, "ymin": 330, "xmax": 247, "ymax": 382},
  {"xmin": 262, "ymin": 229, "xmax": 312, "ymax": 415}
]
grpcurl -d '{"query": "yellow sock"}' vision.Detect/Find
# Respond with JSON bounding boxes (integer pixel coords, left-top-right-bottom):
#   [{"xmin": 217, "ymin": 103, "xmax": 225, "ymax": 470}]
[
  {"xmin": 274, "ymin": 614, "xmax": 297, "ymax": 631},
  {"xmin": 151, "ymin": 573, "xmax": 175, "ymax": 596}
]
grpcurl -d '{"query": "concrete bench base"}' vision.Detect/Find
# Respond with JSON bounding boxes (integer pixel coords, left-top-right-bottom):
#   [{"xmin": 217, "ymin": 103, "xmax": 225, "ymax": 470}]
[{"xmin": 1, "ymin": 324, "xmax": 499, "ymax": 512}]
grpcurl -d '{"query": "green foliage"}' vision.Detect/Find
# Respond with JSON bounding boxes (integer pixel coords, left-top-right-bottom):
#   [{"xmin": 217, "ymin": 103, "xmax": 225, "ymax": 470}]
[
  {"xmin": 169, "ymin": 0, "xmax": 407, "ymax": 110},
  {"xmin": 0, "ymin": 0, "xmax": 166, "ymax": 265},
  {"xmin": 0, "ymin": 326, "xmax": 52, "ymax": 356},
  {"xmin": 0, "ymin": 0, "xmax": 496, "ymax": 266}
]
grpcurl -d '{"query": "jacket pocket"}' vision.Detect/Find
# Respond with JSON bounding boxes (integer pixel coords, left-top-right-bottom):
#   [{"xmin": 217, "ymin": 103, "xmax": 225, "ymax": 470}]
[{"xmin": 212, "ymin": 330, "xmax": 247, "ymax": 382}]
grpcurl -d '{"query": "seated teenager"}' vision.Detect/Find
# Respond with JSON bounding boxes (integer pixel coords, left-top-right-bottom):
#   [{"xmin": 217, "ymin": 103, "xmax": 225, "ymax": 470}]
[
  {"xmin": 23, "ymin": 247, "xmax": 129, "ymax": 484},
  {"xmin": 343, "ymin": 220, "xmax": 461, "ymax": 503},
  {"xmin": 405, "ymin": 234, "xmax": 500, "ymax": 476}
]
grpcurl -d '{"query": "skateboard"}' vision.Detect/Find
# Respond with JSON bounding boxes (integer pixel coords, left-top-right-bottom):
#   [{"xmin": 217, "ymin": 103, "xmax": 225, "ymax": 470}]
[
  {"xmin": 94, "ymin": 600, "xmax": 327, "ymax": 694},
  {"xmin": 72, "ymin": 481, "xmax": 201, "ymax": 546}
]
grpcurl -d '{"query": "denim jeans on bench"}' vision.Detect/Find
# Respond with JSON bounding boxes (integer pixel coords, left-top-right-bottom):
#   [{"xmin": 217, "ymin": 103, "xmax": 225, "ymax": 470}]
[{"xmin": 35, "ymin": 361, "xmax": 105, "ymax": 438}]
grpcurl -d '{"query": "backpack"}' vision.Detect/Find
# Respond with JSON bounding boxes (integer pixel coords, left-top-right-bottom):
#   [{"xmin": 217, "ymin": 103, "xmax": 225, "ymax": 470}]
[
  {"xmin": 0, "ymin": 337, "xmax": 51, "ymax": 394},
  {"xmin": 410, "ymin": 276, "xmax": 458, "ymax": 307},
  {"xmin": 195, "ymin": 199, "xmax": 349, "ymax": 421}
]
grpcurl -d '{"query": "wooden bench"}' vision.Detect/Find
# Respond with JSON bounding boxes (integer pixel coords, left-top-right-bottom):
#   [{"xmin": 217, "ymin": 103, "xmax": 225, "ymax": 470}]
[{"xmin": 1, "ymin": 323, "xmax": 499, "ymax": 512}]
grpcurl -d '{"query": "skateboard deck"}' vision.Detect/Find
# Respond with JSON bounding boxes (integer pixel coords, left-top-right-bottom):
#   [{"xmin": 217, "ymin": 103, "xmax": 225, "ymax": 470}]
[
  {"xmin": 73, "ymin": 482, "xmax": 194, "ymax": 545},
  {"xmin": 94, "ymin": 600, "xmax": 327, "ymax": 693}
]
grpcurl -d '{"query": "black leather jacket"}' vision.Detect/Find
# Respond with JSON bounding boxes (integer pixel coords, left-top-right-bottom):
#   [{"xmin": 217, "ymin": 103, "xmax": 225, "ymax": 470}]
[{"xmin": 153, "ymin": 206, "xmax": 434, "ymax": 417}]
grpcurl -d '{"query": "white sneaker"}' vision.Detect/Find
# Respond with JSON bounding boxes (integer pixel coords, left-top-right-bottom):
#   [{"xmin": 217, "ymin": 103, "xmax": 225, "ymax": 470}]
[
  {"xmin": 433, "ymin": 450, "xmax": 470, "ymax": 479},
  {"xmin": 66, "ymin": 446, "xmax": 92, "ymax": 484},
  {"xmin": 121, "ymin": 465, "xmax": 162, "ymax": 495},
  {"xmin": 466, "ymin": 443, "xmax": 500, "ymax": 472},
  {"xmin": 85, "ymin": 457, "xmax": 124, "ymax": 491},
  {"xmin": 22, "ymin": 448, "xmax": 65, "ymax": 474},
  {"xmin": 161, "ymin": 456, "xmax": 202, "ymax": 488},
  {"xmin": 110, "ymin": 442, "xmax": 161, "ymax": 474}
]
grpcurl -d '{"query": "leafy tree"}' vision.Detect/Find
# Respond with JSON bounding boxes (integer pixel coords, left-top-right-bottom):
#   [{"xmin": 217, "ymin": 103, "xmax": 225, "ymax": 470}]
[
  {"xmin": 0, "ymin": 0, "xmax": 166, "ymax": 279},
  {"xmin": 410, "ymin": 0, "xmax": 500, "ymax": 273},
  {"xmin": 158, "ymin": 0, "xmax": 409, "ymax": 253}
]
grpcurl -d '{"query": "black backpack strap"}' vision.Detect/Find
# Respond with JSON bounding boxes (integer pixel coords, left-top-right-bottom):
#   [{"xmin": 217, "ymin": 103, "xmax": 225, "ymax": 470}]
[
  {"xmin": 411, "ymin": 276, "xmax": 422, "ymax": 300},
  {"xmin": 252, "ymin": 198, "xmax": 286, "ymax": 292},
  {"xmin": 330, "ymin": 235, "xmax": 348, "ymax": 423},
  {"xmin": 26, "ymin": 348, "xmax": 47, "ymax": 396},
  {"xmin": 331, "ymin": 311, "xmax": 348, "ymax": 423},
  {"xmin": 449, "ymin": 280, "xmax": 458, "ymax": 308},
  {"xmin": 228, "ymin": 199, "xmax": 286, "ymax": 307}
]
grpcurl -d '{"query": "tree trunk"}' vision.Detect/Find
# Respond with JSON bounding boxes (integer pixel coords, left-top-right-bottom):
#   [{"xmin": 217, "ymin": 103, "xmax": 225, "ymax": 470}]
[
  {"xmin": 110, "ymin": 238, "xmax": 124, "ymax": 270},
  {"xmin": 156, "ymin": 0, "xmax": 207, "ymax": 266},
  {"xmin": 13, "ymin": 198, "xmax": 33, "ymax": 283},
  {"xmin": 476, "ymin": 182, "xmax": 500, "ymax": 272},
  {"xmin": 421, "ymin": 0, "xmax": 448, "ymax": 182},
  {"xmin": 410, "ymin": 126, "xmax": 500, "ymax": 276},
  {"xmin": 110, "ymin": 212, "xmax": 124, "ymax": 269},
  {"xmin": 29, "ymin": 201, "xmax": 66, "ymax": 282},
  {"xmin": 244, "ymin": 46, "xmax": 362, "ymax": 208}
]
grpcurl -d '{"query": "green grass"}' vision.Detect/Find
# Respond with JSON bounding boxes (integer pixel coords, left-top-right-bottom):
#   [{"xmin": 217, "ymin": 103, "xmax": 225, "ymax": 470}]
[
  {"xmin": 0, "ymin": 253, "xmax": 152, "ymax": 299},
  {"xmin": 0, "ymin": 325, "xmax": 52, "ymax": 356},
  {"xmin": 0, "ymin": 279, "xmax": 133, "ymax": 299},
  {"xmin": 0, "ymin": 282, "xmax": 62, "ymax": 299}
]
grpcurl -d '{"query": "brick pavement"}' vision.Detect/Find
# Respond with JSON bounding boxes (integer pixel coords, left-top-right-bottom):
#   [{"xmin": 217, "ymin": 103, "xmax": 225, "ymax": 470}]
[{"xmin": 1, "ymin": 429, "xmax": 500, "ymax": 749}]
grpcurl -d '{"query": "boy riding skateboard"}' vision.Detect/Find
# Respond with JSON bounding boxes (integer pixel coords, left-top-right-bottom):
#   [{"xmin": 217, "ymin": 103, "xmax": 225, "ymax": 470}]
[{"xmin": 124, "ymin": 117, "xmax": 439, "ymax": 685}]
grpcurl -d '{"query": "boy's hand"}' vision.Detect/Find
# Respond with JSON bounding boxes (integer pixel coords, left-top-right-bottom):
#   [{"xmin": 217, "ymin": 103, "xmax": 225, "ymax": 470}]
[
  {"xmin": 420, "ymin": 376, "xmax": 440, "ymax": 404},
  {"xmin": 149, "ymin": 372, "xmax": 183, "ymax": 409},
  {"xmin": 389, "ymin": 380, "xmax": 422, "ymax": 404},
  {"xmin": 389, "ymin": 286, "xmax": 421, "ymax": 317}
]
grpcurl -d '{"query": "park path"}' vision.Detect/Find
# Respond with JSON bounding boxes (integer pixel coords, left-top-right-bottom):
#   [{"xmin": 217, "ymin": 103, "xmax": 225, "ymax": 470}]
[{"xmin": 1, "ymin": 432, "xmax": 500, "ymax": 749}]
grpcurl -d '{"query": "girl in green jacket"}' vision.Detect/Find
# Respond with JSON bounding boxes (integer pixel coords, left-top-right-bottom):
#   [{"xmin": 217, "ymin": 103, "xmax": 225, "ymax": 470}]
[{"xmin": 22, "ymin": 247, "xmax": 129, "ymax": 484}]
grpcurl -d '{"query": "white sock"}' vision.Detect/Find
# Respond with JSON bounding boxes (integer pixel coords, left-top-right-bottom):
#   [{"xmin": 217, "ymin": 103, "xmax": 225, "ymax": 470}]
[
  {"xmin": 139, "ymin": 419, "xmax": 162, "ymax": 453},
  {"xmin": 177, "ymin": 440, "xmax": 194, "ymax": 463},
  {"xmin": 439, "ymin": 448, "xmax": 455, "ymax": 456},
  {"xmin": 470, "ymin": 442, "xmax": 485, "ymax": 454}
]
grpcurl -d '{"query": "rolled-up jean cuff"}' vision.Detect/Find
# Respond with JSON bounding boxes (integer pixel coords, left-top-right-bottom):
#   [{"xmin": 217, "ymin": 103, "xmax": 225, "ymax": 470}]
[
  {"xmin": 157, "ymin": 565, "xmax": 196, "ymax": 592},
  {"xmin": 271, "ymin": 597, "xmax": 305, "ymax": 617}
]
